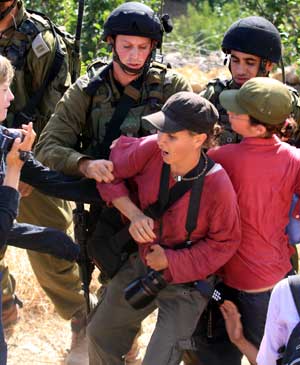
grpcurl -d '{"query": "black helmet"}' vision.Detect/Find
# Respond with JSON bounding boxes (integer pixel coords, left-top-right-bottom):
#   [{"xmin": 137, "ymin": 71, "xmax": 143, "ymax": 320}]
[
  {"xmin": 222, "ymin": 16, "xmax": 282, "ymax": 63},
  {"xmin": 103, "ymin": 2, "xmax": 163, "ymax": 48}
]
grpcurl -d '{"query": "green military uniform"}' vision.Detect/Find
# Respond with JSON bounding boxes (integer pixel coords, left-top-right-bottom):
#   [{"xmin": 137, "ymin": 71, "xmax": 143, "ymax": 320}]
[
  {"xmin": 0, "ymin": 1, "xmax": 84, "ymax": 320},
  {"xmin": 35, "ymin": 61, "xmax": 192, "ymax": 173}
]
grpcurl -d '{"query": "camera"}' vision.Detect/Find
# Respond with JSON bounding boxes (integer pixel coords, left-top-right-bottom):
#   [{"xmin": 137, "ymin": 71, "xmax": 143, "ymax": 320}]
[
  {"xmin": 0, "ymin": 128, "xmax": 23, "ymax": 152},
  {"xmin": 124, "ymin": 269, "xmax": 167, "ymax": 310}
]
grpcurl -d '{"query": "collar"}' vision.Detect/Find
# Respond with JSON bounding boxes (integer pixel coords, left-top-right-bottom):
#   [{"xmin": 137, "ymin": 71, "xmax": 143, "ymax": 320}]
[{"xmin": 241, "ymin": 134, "xmax": 281, "ymax": 146}]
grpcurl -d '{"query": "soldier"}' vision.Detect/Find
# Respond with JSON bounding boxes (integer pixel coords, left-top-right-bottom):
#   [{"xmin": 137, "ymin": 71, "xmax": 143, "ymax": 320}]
[
  {"xmin": 35, "ymin": 1, "xmax": 192, "ymax": 363},
  {"xmin": 200, "ymin": 16, "xmax": 300, "ymax": 145},
  {"xmin": 0, "ymin": 1, "xmax": 87, "ymax": 363}
]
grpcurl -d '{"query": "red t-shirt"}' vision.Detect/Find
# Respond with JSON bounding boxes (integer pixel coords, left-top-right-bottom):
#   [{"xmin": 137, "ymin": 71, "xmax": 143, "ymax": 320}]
[
  {"xmin": 208, "ymin": 136, "xmax": 300, "ymax": 290},
  {"xmin": 98, "ymin": 135, "xmax": 241, "ymax": 284}
]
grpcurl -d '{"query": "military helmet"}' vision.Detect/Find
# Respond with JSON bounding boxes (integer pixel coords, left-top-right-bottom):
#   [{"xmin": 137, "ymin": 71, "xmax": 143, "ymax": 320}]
[
  {"xmin": 222, "ymin": 16, "xmax": 282, "ymax": 63},
  {"xmin": 103, "ymin": 2, "xmax": 163, "ymax": 48}
]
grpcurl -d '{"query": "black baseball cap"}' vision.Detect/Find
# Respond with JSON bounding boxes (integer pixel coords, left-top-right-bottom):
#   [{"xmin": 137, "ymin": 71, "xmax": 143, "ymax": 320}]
[{"xmin": 142, "ymin": 91, "xmax": 219, "ymax": 134}]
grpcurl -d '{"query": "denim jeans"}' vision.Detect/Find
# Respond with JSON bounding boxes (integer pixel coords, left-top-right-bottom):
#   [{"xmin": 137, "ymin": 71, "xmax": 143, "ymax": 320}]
[{"xmin": 184, "ymin": 283, "xmax": 273, "ymax": 365}]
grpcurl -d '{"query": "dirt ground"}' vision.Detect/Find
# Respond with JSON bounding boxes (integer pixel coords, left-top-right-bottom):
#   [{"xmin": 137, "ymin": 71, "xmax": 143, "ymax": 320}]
[{"xmin": 4, "ymin": 246, "xmax": 254, "ymax": 365}]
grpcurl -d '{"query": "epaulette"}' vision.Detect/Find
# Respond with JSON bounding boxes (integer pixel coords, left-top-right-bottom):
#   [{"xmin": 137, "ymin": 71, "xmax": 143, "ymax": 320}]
[
  {"xmin": 151, "ymin": 61, "xmax": 168, "ymax": 71},
  {"xmin": 85, "ymin": 61, "xmax": 112, "ymax": 97},
  {"xmin": 19, "ymin": 11, "xmax": 52, "ymax": 39}
]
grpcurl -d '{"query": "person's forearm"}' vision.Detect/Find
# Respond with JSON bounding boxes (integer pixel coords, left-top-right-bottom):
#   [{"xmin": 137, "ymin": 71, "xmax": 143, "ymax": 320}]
[
  {"xmin": 3, "ymin": 166, "xmax": 22, "ymax": 190},
  {"xmin": 233, "ymin": 337, "xmax": 258, "ymax": 365},
  {"xmin": 112, "ymin": 196, "xmax": 143, "ymax": 221}
]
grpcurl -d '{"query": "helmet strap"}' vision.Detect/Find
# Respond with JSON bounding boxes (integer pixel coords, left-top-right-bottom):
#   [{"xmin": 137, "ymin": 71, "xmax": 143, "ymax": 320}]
[
  {"xmin": 223, "ymin": 54, "xmax": 230, "ymax": 66},
  {"xmin": 257, "ymin": 59, "xmax": 269, "ymax": 77},
  {"xmin": 0, "ymin": 0, "xmax": 17, "ymax": 21}
]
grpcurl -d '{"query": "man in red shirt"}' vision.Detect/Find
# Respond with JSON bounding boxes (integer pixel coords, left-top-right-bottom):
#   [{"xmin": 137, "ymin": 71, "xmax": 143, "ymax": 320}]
[{"xmin": 88, "ymin": 92, "xmax": 241, "ymax": 365}]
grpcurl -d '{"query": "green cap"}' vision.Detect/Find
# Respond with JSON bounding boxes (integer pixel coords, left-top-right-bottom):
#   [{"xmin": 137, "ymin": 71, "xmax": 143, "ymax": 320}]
[{"xmin": 219, "ymin": 77, "xmax": 293, "ymax": 125}]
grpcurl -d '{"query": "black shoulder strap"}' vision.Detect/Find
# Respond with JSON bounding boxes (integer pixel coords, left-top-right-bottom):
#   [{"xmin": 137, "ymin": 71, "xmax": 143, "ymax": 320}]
[
  {"xmin": 98, "ymin": 75, "xmax": 144, "ymax": 159},
  {"xmin": 145, "ymin": 154, "xmax": 215, "ymax": 228},
  {"xmin": 185, "ymin": 157, "xmax": 215, "ymax": 240},
  {"xmin": 288, "ymin": 275, "xmax": 300, "ymax": 316}
]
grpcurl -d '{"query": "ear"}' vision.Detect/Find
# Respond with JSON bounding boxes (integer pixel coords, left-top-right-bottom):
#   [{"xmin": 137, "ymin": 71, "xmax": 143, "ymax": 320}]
[
  {"xmin": 193, "ymin": 133, "xmax": 207, "ymax": 148},
  {"xmin": 107, "ymin": 36, "xmax": 114, "ymax": 47},
  {"xmin": 265, "ymin": 61, "xmax": 274, "ymax": 73},
  {"xmin": 253, "ymin": 123, "xmax": 267, "ymax": 137}
]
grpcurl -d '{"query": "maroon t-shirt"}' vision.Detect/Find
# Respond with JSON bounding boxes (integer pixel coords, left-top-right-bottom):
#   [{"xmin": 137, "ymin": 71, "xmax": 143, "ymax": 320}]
[
  {"xmin": 98, "ymin": 135, "xmax": 241, "ymax": 284},
  {"xmin": 209, "ymin": 135, "xmax": 300, "ymax": 290}
]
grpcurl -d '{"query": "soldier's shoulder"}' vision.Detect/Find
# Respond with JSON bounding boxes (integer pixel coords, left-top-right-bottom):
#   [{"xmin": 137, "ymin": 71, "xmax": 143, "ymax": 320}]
[
  {"xmin": 21, "ymin": 10, "xmax": 55, "ymax": 58},
  {"xmin": 22, "ymin": 10, "xmax": 53, "ymax": 37},
  {"xmin": 80, "ymin": 58, "xmax": 111, "ymax": 96},
  {"xmin": 206, "ymin": 77, "xmax": 231, "ymax": 91},
  {"xmin": 201, "ymin": 78, "xmax": 231, "ymax": 100}
]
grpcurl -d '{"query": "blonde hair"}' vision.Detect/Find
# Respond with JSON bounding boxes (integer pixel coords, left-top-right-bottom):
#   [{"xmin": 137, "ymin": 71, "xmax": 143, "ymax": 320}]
[{"xmin": 0, "ymin": 55, "xmax": 14, "ymax": 84}]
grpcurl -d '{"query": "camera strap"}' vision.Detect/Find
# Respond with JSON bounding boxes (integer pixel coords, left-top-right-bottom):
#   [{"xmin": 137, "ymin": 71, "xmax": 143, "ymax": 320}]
[
  {"xmin": 146, "ymin": 153, "xmax": 215, "ymax": 222},
  {"xmin": 145, "ymin": 153, "xmax": 215, "ymax": 243}
]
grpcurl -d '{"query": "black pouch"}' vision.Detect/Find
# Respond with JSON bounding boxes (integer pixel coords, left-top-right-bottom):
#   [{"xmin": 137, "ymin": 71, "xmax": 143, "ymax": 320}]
[{"xmin": 87, "ymin": 207, "xmax": 136, "ymax": 280}]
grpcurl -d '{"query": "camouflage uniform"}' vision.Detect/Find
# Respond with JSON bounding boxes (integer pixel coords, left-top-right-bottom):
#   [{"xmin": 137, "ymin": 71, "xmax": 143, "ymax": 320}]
[{"xmin": 0, "ymin": 1, "xmax": 84, "ymax": 320}]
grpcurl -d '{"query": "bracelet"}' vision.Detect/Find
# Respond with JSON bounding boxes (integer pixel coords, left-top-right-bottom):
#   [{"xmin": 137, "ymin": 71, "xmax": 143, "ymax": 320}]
[{"xmin": 18, "ymin": 150, "xmax": 33, "ymax": 162}]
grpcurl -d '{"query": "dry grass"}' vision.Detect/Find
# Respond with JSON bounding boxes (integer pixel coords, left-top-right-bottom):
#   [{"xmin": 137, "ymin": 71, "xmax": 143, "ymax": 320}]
[
  {"xmin": 176, "ymin": 64, "xmax": 231, "ymax": 93},
  {"xmin": 4, "ymin": 247, "xmax": 158, "ymax": 365}
]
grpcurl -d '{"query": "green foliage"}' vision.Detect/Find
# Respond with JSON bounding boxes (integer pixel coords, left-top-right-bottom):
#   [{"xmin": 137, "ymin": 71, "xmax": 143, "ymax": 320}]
[
  {"xmin": 240, "ymin": 0, "xmax": 300, "ymax": 65},
  {"xmin": 165, "ymin": 0, "xmax": 250, "ymax": 57},
  {"xmin": 24, "ymin": 0, "xmax": 160, "ymax": 65},
  {"xmin": 23, "ymin": 0, "xmax": 300, "ymax": 67}
]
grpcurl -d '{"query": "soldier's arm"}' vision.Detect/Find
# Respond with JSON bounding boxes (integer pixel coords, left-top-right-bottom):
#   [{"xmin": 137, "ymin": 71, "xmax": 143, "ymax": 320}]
[
  {"xmin": 27, "ymin": 29, "xmax": 71, "ymax": 135},
  {"xmin": 35, "ymin": 75, "xmax": 92, "ymax": 175}
]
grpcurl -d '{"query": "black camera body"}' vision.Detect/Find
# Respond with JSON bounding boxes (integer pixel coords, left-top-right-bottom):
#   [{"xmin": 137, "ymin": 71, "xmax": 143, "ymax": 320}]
[
  {"xmin": 124, "ymin": 269, "xmax": 167, "ymax": 310},
  {"xmin": 0, "ymin": 128, "xmax": 23, "ymax": 152}
]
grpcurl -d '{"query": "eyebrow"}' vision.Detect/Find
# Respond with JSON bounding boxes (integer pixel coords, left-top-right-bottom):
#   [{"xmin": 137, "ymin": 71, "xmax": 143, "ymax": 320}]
[{"xmin": 231, "ymin": 55, "xmax": 258, "ymax": 62}]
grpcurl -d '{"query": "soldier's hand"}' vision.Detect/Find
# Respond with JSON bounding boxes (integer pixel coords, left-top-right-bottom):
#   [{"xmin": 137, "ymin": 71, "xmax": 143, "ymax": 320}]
[
  {"xmin": 145, "ymin": 244, "xmax": 168, "ymax": 271},
  {"xmin": 78, "ymin": 159, "xmax": 114, "ymax": 183},
  {"xmin": 18, "ymin": 181, "xmax": 33, "ymax": 197},
  {"xmin": 129, "ymin": 212, "xmax": 156, "ymax": 243}
]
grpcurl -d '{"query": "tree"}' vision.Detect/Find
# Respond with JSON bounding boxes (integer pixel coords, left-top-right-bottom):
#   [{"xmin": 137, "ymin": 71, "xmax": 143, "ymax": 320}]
[{"xmin": 241, "ymin": 0, "xmax": 300, "ymax": 65}]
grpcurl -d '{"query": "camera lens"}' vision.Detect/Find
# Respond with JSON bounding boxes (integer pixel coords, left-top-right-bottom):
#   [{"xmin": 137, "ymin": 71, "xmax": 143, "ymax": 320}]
[{"xmin": 124, "ymin": 270, "xmax": 167, "ymax": 310}]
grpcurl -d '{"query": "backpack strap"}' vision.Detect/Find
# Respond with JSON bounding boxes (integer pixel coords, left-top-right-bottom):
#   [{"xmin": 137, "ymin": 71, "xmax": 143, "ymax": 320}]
[
  {"xmin": 13, "ymin": 10, "xmax": 65, "ymax": 127},
  {"xmin": 288, "ymin": 275, "xmax": 300, "ymax": 316}
]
